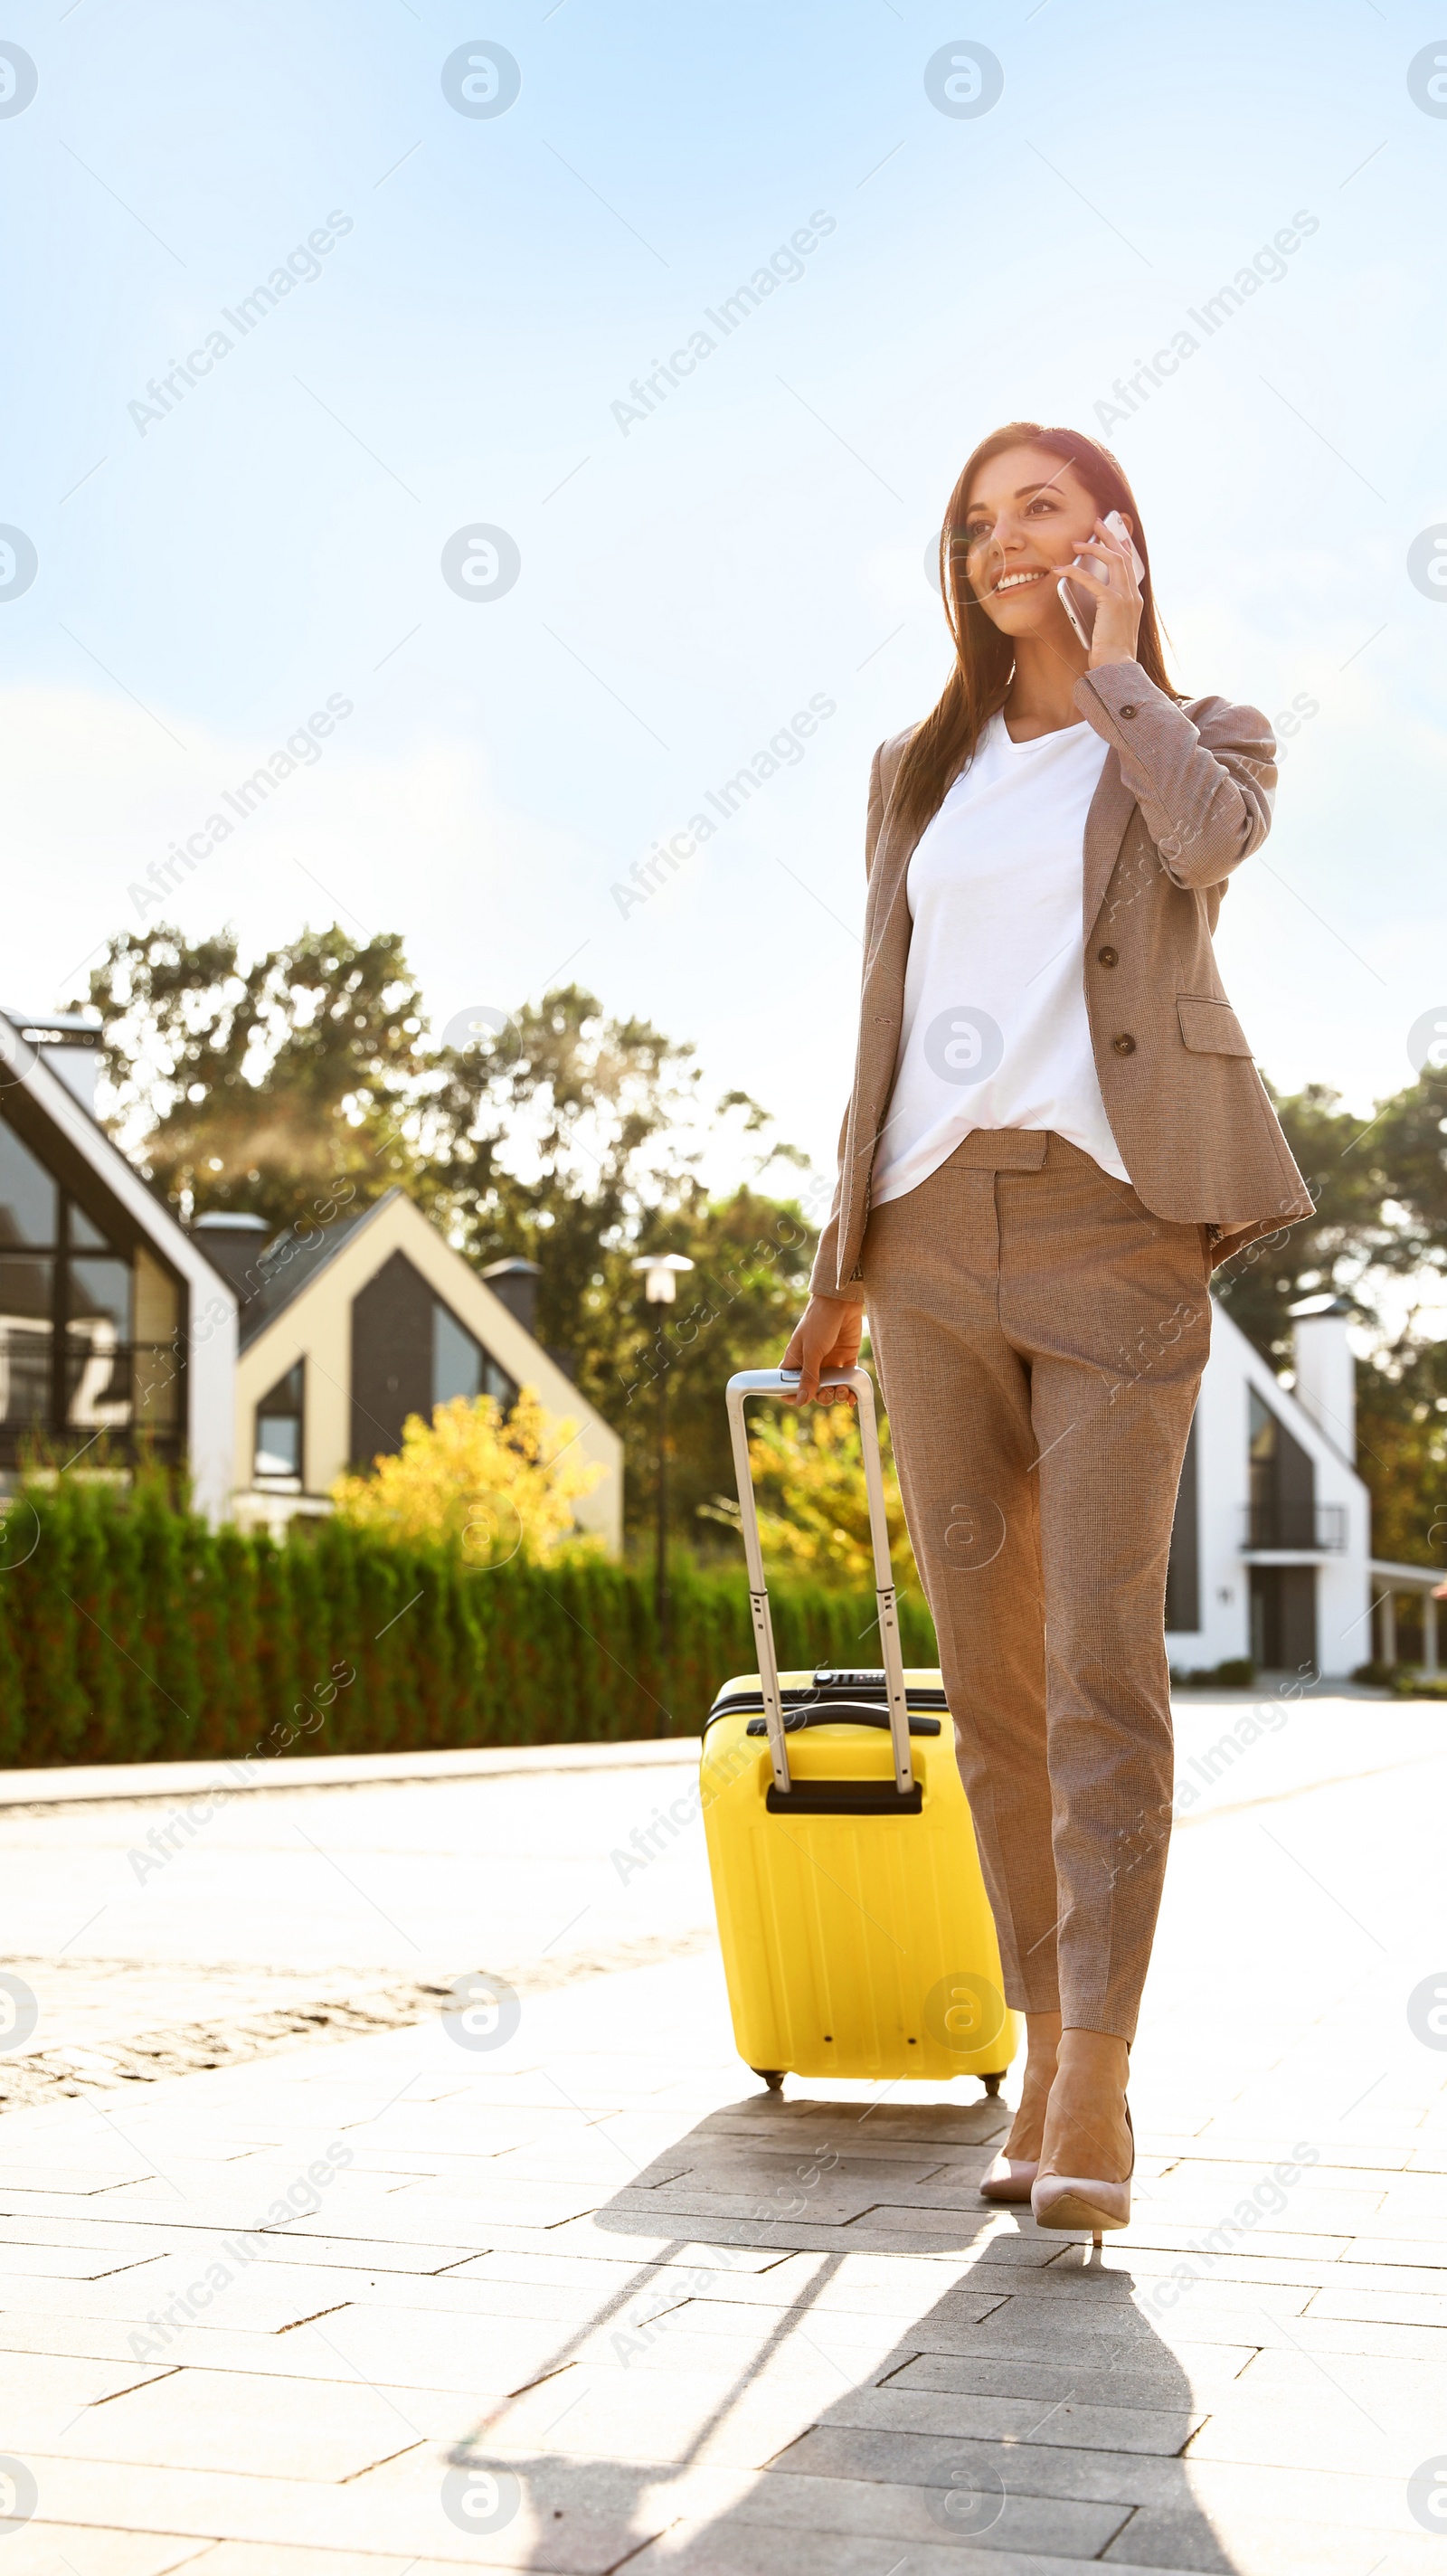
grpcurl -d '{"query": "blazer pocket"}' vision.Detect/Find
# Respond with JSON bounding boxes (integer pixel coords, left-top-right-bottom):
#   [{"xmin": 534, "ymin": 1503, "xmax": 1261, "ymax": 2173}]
[{"xmin": 1177, "ymin": 995, "xmax": 1254, "ymax": 1056}]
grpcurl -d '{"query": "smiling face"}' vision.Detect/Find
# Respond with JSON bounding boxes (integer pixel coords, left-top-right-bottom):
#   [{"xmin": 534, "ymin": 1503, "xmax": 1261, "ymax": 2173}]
[{"xmin": 955, "ymin": 441, "xmax": 1121, "ymax": 642}]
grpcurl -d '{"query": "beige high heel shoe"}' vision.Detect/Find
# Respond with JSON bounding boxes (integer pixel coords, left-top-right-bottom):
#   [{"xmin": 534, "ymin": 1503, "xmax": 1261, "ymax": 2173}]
[
  {"xmin": 1030, "ymin": 2103, "xmax": 1133, "ymax": 2246},
  {"xmin": 978, "ymin": 2152, "xmax": 1038, "ymax": 2205}
]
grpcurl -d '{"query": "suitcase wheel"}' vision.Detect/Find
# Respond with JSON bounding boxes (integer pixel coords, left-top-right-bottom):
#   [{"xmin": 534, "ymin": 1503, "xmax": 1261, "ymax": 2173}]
[
  {"xmin": 980, "ymin": 2071, "xmax": 1007, "ymax": 2098},
  {"xmin": 751, "ymin": 2069, "xmax": 786, "ymax": 2094}
]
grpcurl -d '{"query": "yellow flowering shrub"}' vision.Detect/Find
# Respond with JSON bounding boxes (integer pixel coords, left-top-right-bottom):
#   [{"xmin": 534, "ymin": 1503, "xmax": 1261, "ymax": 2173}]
[{"xmin": 330, "ymin": 1388, "xmax": 604, "ymax": 1567}]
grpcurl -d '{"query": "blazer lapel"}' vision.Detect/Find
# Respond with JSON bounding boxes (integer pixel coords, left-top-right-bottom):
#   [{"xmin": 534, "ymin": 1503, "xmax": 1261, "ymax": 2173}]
[{"xmin": 1082, "ymin": 748, "xmax": 1137, "ymax": 937}]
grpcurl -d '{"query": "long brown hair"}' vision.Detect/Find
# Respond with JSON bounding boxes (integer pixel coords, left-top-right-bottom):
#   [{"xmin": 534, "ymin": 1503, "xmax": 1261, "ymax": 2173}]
[{"xmin": 892, "ymin": 421, "xmax": 1180, "ymax": 840}]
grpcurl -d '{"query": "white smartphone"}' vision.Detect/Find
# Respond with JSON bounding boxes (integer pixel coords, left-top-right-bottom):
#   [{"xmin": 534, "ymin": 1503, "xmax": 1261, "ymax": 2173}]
[{"xmin": 1058, "ymin": 509, "xmax": 1146, "ymax": 648}]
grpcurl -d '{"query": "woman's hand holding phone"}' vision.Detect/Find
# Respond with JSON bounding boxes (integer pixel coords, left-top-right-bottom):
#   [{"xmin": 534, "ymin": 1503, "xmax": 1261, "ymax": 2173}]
[{"xmin": 1059, "ymin": 514, "xmax": 1145, "ymax": 671}]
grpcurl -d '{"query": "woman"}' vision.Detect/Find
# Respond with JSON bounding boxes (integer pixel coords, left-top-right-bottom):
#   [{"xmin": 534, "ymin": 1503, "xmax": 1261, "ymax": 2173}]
[{"xmin": 783, "ymin": 421, "xmax": 1310, "ymax": 2236}]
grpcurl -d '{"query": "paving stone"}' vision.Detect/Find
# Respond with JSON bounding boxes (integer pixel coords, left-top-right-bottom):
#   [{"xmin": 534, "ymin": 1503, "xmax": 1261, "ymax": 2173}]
[
  {"xmin": 9, "ymin": 2450, "xmax": 671, "ymax": 2570},
  {"xmin": 179, "ymin": 2552, "xmax": 468, "ymax": 2574},
  {"xmin": 628, "ymin": 2526, "xmax": 1178, "ymax": 2574},
  {"xmin": 45, "ymin": 2363, "xmax": 457, "ymax": 2479},
  {"xmin": 0, "ymin": 2350, "xmax": 175, "ymax": 2449},
  {"xmin": 447, "ymin": 2222, "xmax": 788, "ymax": 2273},
  {"xmin": 652, "ymin": 2248, "xmax": 984, "ymax": 2301},
  {"xmin": 805, "ymin": 2215, "xmax": 1068, "ymax": 2260},
  {"xmin": 468, "ymin": 2360, "xmax": 828, "ymax": 2468},
  {"xmin": 1, "ymin": 2206, "xmax": 492, "ymax": 2275},
  {"xmin": 883, "ymin": 2347, "xmax": 1248, "ymax": 2407},
  {"xmin": 353, "ymin": 2259, "xmax": 705, "ymax": 2319},
  {"xmin": 1306, "ymin": 2282, "xmax": 1447, "ymax": 2327},
  {"xmin": 1308, "ymin": 2257, "xmax": 1447, "ymax": 2296},
  {"xmin": 615, "ymin": 2326, "xmax": 903, "ymax": 2391},
  {"xmin": 714, "ymin": 2465, "xmax": 1132, "ymax": 2557},
  {"xmin": 1138, "ymin": 2184, "xmax": 1385, "ymax": 2233},
  {"xmin": 0, "ymin": 2305, "xmax": 566, "ymax": 2394},
  {"xmin": 0, "ymin": 2164, "xmax": 147, "ymax": 2195},
  {"xmin": 286, "ymin": 2185, "xmax": 603, "ymax": 2234},
  {"xmin": 280, "ymin": 2301, "xmax": 605, "ymax": 2395},
  {"xmin": 639, "ymin": 2295, "xmax": 1007, "ymax": 2356},
  {"xmin": 1182, "ymin": 2401, "xmax": 1424, "ymax": 2473},
  {"xmin": 0, "ymin": 2240, "xmax": 154, "ymax": 2278},
  {"xmin": 771, "ymin": 2425, "xmax": 1185, "ymax": 2504},
  {"xmin": 818, "ymin": 2382, "xmax": 1202, "ymax": 2456},
  {"xmin": 0, "ymin": 2259, "xmax": 403, "ymax": 2333},
  {"xmin": 1102, "ymin": 2503, "xmax": 1414, "ymax": 2571},
  {"xmin": 1343, "ymin": 2234, "xmax": 1447, "ymax": 2269},
  {"xmin": 606, "ymin": 2183, "xmax": 892, "ymax": 2226},
  {"xmin": 1116, "ymin": 2223, "xmax": 1353, "ymax": 2268},
  {"xmin": 1230, "ymin": 2344, "xmax": 1447, "ymax": 2409},
  {"xmin": 0, "ymin": 2528, "xmax": 203, "ymax": 2575},
  {"xmin": 772, "ymin": 2425, "xmax": 1423, "ymax": 2544}
]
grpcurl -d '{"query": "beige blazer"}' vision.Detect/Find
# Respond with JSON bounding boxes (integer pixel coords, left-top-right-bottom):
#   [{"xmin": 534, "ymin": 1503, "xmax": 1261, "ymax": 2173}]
[{"xmin": 810, "ymin": 658, "xmax": 1313, "ymax": 1299}]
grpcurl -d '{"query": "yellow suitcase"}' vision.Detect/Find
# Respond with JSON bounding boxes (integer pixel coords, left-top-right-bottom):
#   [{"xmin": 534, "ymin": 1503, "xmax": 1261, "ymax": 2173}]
[{"xmin": 701, "ymin": 1365, "xmax": 1020, "ymax": 2098}]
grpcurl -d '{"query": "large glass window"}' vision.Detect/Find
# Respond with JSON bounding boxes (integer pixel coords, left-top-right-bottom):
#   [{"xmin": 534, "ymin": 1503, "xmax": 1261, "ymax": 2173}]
[
  {"xmin": 0, "ymin": 1126, "xmax": 57, "ymax": 1248},
  {"xmin": 67, "ymin": 1257, "xmax": 134, "ymax": 1428},
  {"xmin": 255, "ymin": 1360, "xmax": 304, "ymax": 1483},
  {"xmin": 0, "ymin": 1255, "xmax": 53, "ymax": 1425},
  {"xmin": 0, "ymin": 1109, "xmax": 183, "ymax": 1463},
  {"xmin": 69, "ymin": 1203, "xmax": 109, "ymax": 1251},
  {"xmin": 433, "ymin": 1300, "xmax": 515, "ymax": 1410},
  {"xmin": 1246, "ymin": 1387, "xmax": 1319, "ymax": 1549}
]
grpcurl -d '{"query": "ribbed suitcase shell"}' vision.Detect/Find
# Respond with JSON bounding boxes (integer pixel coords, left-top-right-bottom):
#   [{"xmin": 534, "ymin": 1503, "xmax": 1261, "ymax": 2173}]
[{"xmin": 702, "ymin": 1663, "xmax": 1019, "ymax": 2086}]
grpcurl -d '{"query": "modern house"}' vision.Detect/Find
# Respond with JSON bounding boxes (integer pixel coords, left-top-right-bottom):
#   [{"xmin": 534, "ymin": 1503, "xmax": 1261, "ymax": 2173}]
[
  {"xmin": 202, "ymin": 1194, "xmax": 620, "ymax": 1549},
  {"xmin": 0, "ymin": 1009, "xmax": 622, "ymax": 1547},
  {"xmin": 1165, "ymin": 1293, "xmax": 1441, "ymax": 1681},
  {"xmin": 0, "ymin": 1009, "xmax": 237, "ymax": 1518}
]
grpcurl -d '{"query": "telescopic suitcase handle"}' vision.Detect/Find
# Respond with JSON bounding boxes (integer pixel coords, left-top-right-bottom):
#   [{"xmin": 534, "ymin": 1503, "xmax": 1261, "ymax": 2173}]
[{"xmin": 724, "ymin": 1367, "xmax": 912, "ymax": 1798}]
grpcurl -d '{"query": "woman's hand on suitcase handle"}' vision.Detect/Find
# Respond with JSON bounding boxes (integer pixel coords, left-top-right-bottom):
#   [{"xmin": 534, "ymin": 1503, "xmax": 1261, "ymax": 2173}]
[{"xmin": 780, "ymin": 1294, "xmax": 864, "ymax": 1404}]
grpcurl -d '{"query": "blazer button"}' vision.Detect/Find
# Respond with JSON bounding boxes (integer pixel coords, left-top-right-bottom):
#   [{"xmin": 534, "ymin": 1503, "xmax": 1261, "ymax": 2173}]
[
  {"xmin": 1159, "ymin": 834, "xmax": 1182, "ymax": 858},
  {"xmin": 1119, "ymin": 703, "xmax": 1138, "ymax": 719},
  {"xmin": 1111, "ymin": 1033, "xmax": 1137, "ymax": 1056},
  {"xmin": 1096, "ymin": 945, "xmax": 1119, "ymax": 967}
]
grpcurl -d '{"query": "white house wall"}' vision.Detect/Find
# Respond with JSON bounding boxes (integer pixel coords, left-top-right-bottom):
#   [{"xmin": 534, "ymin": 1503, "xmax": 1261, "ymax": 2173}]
[{"xmin": 1167, "ymin": 1300, "xmax": 1370, "ymax": 1680}]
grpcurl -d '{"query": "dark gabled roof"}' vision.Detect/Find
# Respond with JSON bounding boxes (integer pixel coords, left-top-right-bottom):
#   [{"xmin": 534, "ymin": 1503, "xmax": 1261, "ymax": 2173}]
[
  {"xmin": 232, "ymin": 1190, "xmax": 398, "ymax": 1351},
  {"xmin": 0, "ymin": 1008, "xmax": 235, "ymax": 1295}
]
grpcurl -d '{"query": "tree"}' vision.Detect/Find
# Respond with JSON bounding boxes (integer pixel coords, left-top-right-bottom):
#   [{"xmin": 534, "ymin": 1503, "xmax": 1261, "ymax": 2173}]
[
  {"xmin": 77, "ymin": 924, "xmax": 430, "ymax": 1230},
  {"xmin": 1215, "ymin": 1068, "xmax": 1447, "ymax": 1576},
  {"xmin": 700, "ymin": 1398, "xmax": 917, "ymax": 1590},
  {"xmin": 1357, "ymin": 1337, "xmax": 1447, "ymax": 1571},
  {"xmin": 1213, "ymin": 1081, "xmax": 1406, "ymax": 1361},
  {"xmin": 341, "ymin": 982, "xmax": 817, "ymax": 1531},
  {"xmin": 81, "ymin": 932, "xmax": 817, "ymax": 1542},
  {"xmin": 418, "ymin": 983, "xmax": 717, "ymax": 1356},
  {"xmin": 595, "ymin": 1184, "xmax": 819, "ymax": 1553},
  {"xmin": 1215, "ymin": 1070, "xmax": 1447, "ymax": 1361}
]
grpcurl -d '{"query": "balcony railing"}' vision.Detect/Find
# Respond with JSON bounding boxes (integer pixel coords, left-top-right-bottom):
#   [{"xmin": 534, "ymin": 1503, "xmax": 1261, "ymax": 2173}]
[{"xmin": 1241, "ymin": 1502, "xmax": 1348, "ymax": 1553}]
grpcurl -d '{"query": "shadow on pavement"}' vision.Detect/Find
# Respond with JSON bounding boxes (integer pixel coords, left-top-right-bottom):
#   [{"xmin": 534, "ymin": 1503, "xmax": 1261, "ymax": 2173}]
[{"xmin": 440, "ymin": 2085, "xmax": 1242, "ymax": 2573}]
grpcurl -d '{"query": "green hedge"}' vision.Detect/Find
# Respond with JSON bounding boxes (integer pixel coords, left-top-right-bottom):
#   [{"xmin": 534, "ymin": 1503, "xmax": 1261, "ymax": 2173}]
[{"xmin": 0, "ymin": 1478, "xmax": 940, "ymax": 1768}]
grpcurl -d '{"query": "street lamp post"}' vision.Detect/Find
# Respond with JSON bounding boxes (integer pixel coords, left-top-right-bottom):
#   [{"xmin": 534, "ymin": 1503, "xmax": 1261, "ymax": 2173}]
[{"xmin": 630, "ymin": 1253, "xmax": 695, "ymax": 1660}]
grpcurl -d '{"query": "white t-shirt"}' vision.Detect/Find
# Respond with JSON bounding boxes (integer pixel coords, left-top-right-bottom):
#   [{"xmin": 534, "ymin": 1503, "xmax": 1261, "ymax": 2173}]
[{"xmin": 870, "ymin": 712, "xmax": 1130, "ymax": 1207}]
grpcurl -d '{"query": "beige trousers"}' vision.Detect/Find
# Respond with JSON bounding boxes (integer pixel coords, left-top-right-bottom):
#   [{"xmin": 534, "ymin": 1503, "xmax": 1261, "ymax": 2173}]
[{"xmin": 861, "ymin": 1131, "xmax": 1212, "ymax": 2042}]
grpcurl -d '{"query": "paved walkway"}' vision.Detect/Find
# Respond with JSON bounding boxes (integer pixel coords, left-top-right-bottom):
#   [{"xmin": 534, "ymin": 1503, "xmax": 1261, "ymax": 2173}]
[{"xmin": 0, "ymin": 1695, "xmax": 1443, "ymax": 2572}]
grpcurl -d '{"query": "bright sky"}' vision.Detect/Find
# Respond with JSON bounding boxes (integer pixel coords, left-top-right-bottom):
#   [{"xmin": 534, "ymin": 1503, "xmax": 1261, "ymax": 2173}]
[{"xmin": 3, "ymin": 0, "xmax": 1443, "ymax": 1205}]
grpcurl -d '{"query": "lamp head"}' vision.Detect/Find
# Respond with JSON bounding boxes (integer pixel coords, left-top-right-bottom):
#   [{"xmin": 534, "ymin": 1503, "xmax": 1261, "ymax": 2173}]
[{"xmin": 630, "ymin": 1252, "xmax": 695, "ymax": 1305}]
